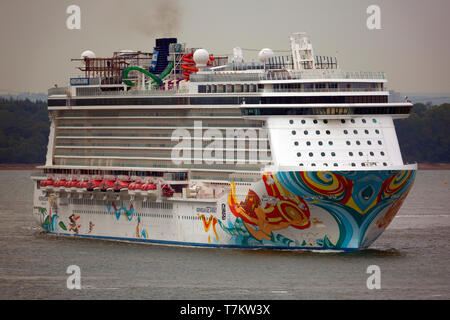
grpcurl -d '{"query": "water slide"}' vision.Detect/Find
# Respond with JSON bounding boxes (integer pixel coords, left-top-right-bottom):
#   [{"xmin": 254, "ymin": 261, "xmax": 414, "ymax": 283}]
[
  {"xmin": 122, "ymin": 61, "xmax": 174, "ymax": 88},
  {"xmin": 181, "ymin": 52, "xmax": 215, "ymax": 80},
  {"xmin": 181, "ymin": 53, "xmax": 198, "ymax": 81}
]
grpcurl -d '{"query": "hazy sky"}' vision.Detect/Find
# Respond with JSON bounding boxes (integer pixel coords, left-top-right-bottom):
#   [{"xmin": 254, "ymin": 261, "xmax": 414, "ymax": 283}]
[{"xmin": 1, "ymin": 0, "xmax": 449, "ymax": 94}]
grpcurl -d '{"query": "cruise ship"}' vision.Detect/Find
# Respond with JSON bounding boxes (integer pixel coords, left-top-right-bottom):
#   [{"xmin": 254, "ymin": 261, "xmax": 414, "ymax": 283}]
[{"xmin": 32, "ymin": 33, "xmax": 416, "ymax": 251}]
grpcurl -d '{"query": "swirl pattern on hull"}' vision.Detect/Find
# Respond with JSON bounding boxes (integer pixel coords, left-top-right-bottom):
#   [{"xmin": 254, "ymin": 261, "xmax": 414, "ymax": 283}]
[
  {"xmin": 222, "ymin": 170, "xmax": 415, "ymax": 250},
  {"xmin": 227, "ymin": 173, "xmax": 311, "ymax": 243},
  {"xmin": 275, "ymin": 170, "xmax": 416, "ymax": 248}
]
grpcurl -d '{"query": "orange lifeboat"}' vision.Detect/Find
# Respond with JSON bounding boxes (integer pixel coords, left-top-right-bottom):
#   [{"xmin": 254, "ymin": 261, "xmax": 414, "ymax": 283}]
[
  {"xmin": 76, "ymin": 179, "xmax": 89, "ymax": 190},
  {"xmin": 113, "ymin": 180, "xmax": 130, "ymax": 192},
  {"xmin": 54, "ymin": 179, "xmax": 67, "ymax": 188},
  {"xmin": 86, "ymin": 179, "xmax": 102, "ymax": 191},
  {"xmin": 67, "ymin": 179, "xmax": 78, "ymax": 188},
  {"xmin": 128, "ymin": 181, "xmax": 143, "ymax": 191},
  {"xmin": 40, "ymin": 179, "xmax": 53, "ymax": 187},
  {"xmin": 142, "ymin": 181, "xmax": 157, "ymax": 191},
  {"xmin": 100, "ymin": 179, "xmax": 115, "ymax": 192}
]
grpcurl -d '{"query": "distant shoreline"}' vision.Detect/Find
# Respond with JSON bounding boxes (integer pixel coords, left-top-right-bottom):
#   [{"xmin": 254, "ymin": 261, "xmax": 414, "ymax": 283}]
[
  {"xmin": 0, "ymin": 164, "xmax": 42, "ymax": 170},
  {"xmin": 1, "ymin": 163, "xmax": 450, "ymax": 170},
  {"xmin": 417, "ymin": 163, "xmax": 450, "ymax": 170}
]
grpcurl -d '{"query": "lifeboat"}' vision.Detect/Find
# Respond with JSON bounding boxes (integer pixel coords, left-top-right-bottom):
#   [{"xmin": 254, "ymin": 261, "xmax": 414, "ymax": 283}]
[
  {"xmin": 53, "ymin": 179, "xmax": 63, "ymax": 188},
  {"xmin": 128, "ymin": 181, "xmax": 144, "ymax": 196},
  {"xmin": 162, "ymin": 184, "xmax": 174, "ymax": 198},
  {"xmin": 40, "ymin": 179, "xmax": 53, "ymax": 187},
  {"xmin": 86, "ymin": 179, "xmax": 102, "ymax": 191},
  {"xmin": 100, "ymin": 179, "xmax": 115, "ymax": 192},
  {"xmin": 128, "ymin": 181, "xmax": 143, "ymax": 191},
  {"xmin": 67, "ymin": 179, "xmax": 79, "ymax": 189},
  {"xmin": 113, "ymin": 180, "xmax": 130, "ymax": 192},
  {"xmin": 54, "ymin": 179, "xmax": 68, "ymax": 190},
  {"xmin": 40, "ymin": 179, "xmax": 54, "ymax": 192},
  {"xmin": 76, "ymin": 179, "xmax": 89, "ymax": 193},
  {"xmin": 142, "ymin": 181, "xmax": 157, "ymax": 191}
]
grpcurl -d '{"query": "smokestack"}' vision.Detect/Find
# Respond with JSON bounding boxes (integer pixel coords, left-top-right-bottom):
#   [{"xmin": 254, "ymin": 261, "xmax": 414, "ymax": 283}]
[{"xmin": 151, "ymin": 38, "xmax": 177, "ymax": 74}]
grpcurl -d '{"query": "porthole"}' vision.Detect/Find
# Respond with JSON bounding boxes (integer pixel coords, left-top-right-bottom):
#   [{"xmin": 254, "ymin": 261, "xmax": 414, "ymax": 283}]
[
  {"xmin": 359, "ymin": 152, "xmax": 363, "ymax": 156},
  {"xmin": 301, "ymin": 120, "xmax": 306, "ymax": 124},
  {"xmin": 331, "ymin": 152, "xmax": 336, "ymax": 157},
  {"xmin": 306, "ymin": 141, "xmax": 311, "ymax": 146},
  {"xmin": 353, "ymin": 130, "xmax": 358, "ymax": 134},
  {"xmin": 378, "ymin": 141, "xmax": 382, "ymax": 145},
  {"xmin": 380, "ymin": 151, "xmax": 385, "ymax": 156},
  {"xmin": 341, "ymin": 119, "xmax": 346, "ymax": 124},
  {"xmin": 344, "ymin": 130, "xmax": 348, "ymax": 134},
  {"xmin": 297, "ymin": 152, "xmax": 301, "ymax": 157},
  {"xmin": 365, "ymin": 130, "xmax": 369, "ymax": 134},
  {"xmin": 313, "ymin": 120, "xmax": 318, "ymax": 124},
  {"xmin": 370, "ymin": 152, "xmax": 374, "ymax": 156},
  {"xmin": 373, "ymin": 119, "xmax": 377, "ymax": 123},
  {"xmin": 333, "ymin": 163, "xmax": 338, "ymax": 167},
  {"xmin": 375, "ymin": 129, "xmax": 380, "ymax": 134},
  {"xmin": 329, "ymin": 141, "xmax": 333, "ymax": 146},
  {"xmin": 309, "ymin": 152, "xmax": 314, "ymax": 157},
  {"xmin": 304, "ymin": 130, "xmax": 308, "ymax": 135},
  {"xmin": 292, "ymin": 130, "xmax": 296, "ymax": 135},
  {"xmin": 362, "ymin": 163, "xmax": 366, "ymax": 167},
  {"xmin": 351, "ymin": 119, "xmax": 355, "ymax": 124},
  {"xmin": 299, "ymin": 163, "xmax": 304, "ymax": 166},
  {"xmin": 349, "ymin": 152, "xmax": 354, "ymax": 156},
  {"xmin": 356, "ymin": 141, "xmax": 361, "ymax": 145},
  {"xmin": 323, "ymin": 163, "xmax": 328, "ymax": 167},
  {"xmin": 318, "ymin": 141, "xmax": 323, "ymax": 146},
  {"xmin": 289, "ymin": 120, "xmax": 294, "ymax": 124},
  {"xmin": 367, "ymin": 141, "xmax": 372, "ymax": 145},
  {"xmin": 294, "ymin": 141, "xmax": 299, "ymax": 146},
  {"xmin": 323, "ymin": 120, "xmax": 328, "ymax": 124},
  {"xmin": 311, "ymin": 163, "xmax": 316, "ymax": 167},
  {"xmin": 326, "ymin": 130, "xmax": 331, "ymax": 135},
  {"xmin": 321, "ymin": 152, "xmax": 325, "ymax": 156},
  {"xmin": 346, "ymin": 141, "xmax": 351, "ymax": 145},
  {"xmin": 316, "ymin": 130, "xmax": 320, "ymax": 135},
  {"xmin": 383, "ymin": 162, "xmax": 387, "ymax": 166},
  {"xmin": 362, "ymin": 119, "xmax": 367, "ymax": 123},
  {"xmin": 351, "ymin": 163, "xmax": 356, "ymax": 167}
]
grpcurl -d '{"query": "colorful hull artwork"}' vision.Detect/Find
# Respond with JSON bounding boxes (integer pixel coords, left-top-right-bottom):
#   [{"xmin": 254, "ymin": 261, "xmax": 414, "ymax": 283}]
[
  {"xmin": 35, "ymin": 170, "xmax": 415, "ymax": 251},
  {"xmin": 223, "ymin": 170, "xmax": 416, "ymax": 250}
]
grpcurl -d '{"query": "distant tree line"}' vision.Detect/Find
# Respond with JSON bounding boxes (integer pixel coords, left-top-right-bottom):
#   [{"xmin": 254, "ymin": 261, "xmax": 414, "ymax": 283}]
[
  {"xmin": 395, "ymin": 103, "xmax": 450, "ymax": 163},
  {"xmin": 0, "ymin": 98, "xmax": 448, "ymax": 164},
  {"xmin": 0, "ymin": 98, "xmax": 49, "ymax": 163}
]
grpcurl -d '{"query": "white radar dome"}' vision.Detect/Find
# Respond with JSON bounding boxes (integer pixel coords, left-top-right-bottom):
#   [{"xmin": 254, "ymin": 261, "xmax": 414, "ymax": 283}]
[
  {"xmin": 258, "ymin": 48, "xmax": 275, "ymax": 62},
  {"xmin": 81, "ymin": 50, "xmax": 96, "ymax": 59},
  {"xmin": 193, "ymin": 49, "xmax": 210, "ymax": 67}
]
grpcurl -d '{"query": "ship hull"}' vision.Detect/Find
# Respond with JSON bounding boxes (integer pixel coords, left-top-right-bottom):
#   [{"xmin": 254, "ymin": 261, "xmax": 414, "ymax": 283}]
[{"xmin": 33, "ymin": 169, "xmax": 416, "ymax": 251}]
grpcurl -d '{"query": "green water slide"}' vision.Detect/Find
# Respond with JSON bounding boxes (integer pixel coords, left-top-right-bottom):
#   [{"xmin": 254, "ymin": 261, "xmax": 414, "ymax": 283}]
[
  {"xmin": 122, "ymin": 62, "xmax": 174, "ymax": 88},
  {"xmin": 159, "ymin": 61, "xmax": 174, "ymax": 80}
]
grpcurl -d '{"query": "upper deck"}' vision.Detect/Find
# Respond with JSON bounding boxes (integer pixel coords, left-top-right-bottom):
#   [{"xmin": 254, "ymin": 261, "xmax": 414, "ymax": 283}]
[
  {"xmin": 49, "ymin": 33, "xmax": 390, "ymax": 100},
  {"xmin": 40, "ymin": 33, "xmax": 416, "ymax": 179}
]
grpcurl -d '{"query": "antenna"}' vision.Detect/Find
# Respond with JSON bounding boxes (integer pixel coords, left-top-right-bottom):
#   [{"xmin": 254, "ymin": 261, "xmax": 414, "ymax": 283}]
[{"xmin": 290, "ymin": 32, "xmax": 315, "ymax": 70}]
